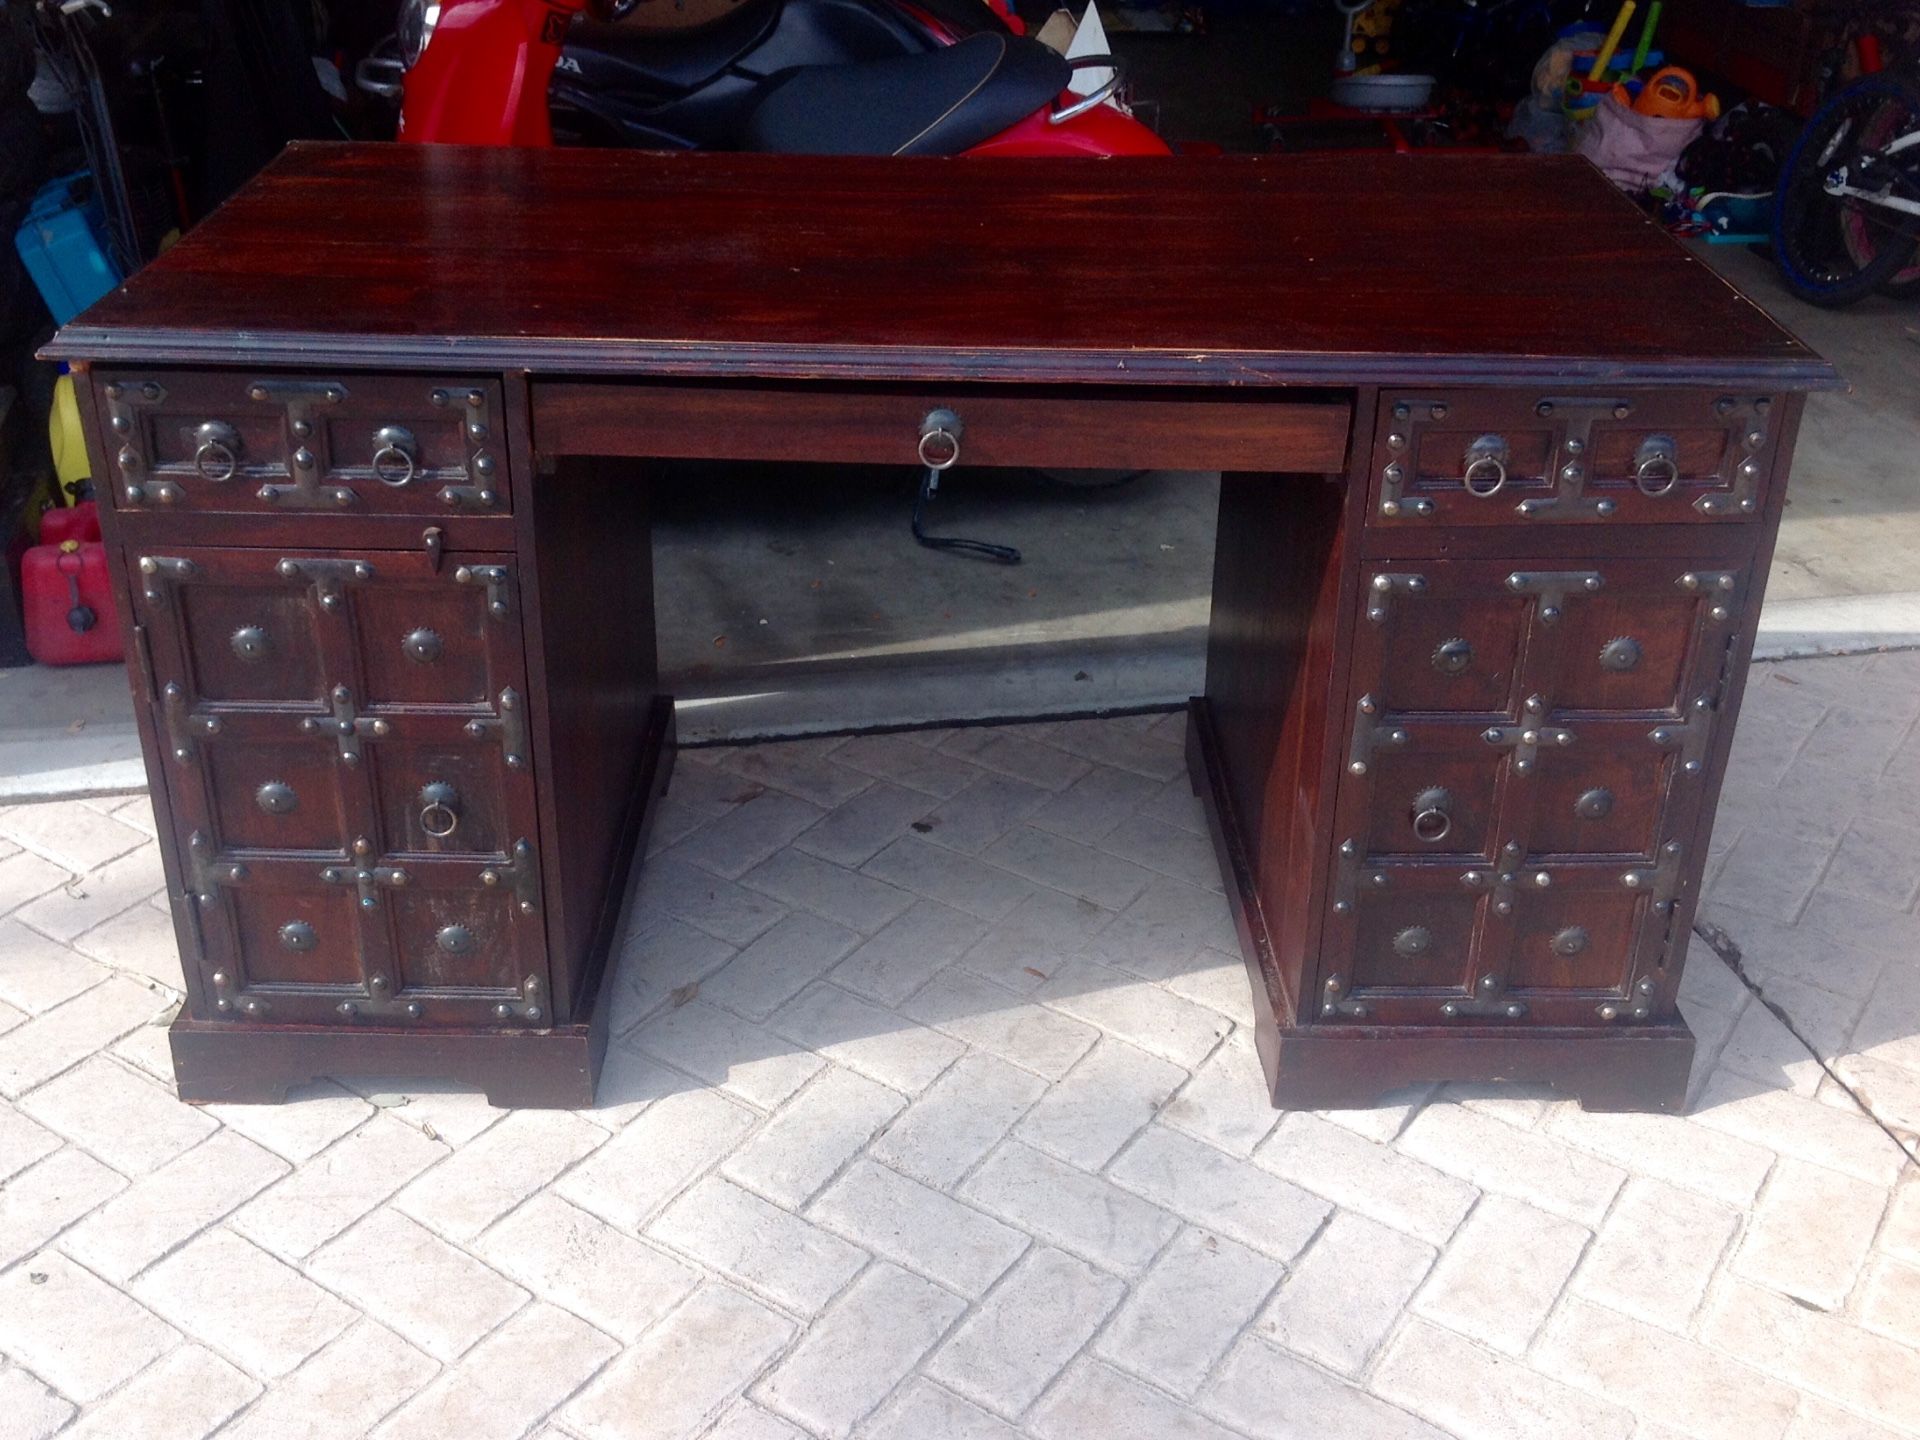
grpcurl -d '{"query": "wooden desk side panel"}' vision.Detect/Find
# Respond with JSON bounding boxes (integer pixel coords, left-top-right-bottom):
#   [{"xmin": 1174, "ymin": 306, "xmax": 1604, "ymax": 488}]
[
  {"xmin": 1201, "ymin": 437, "xmax": 1365, "ymax": 1029},
  {"xmin": 1661, "ymin": 391, "xmax": 1808, "ymax": 984},
  {"xmin": 512, "ymin": 381, "xmax": 666, "ymax": 1025},
  {"xmin": 69, "ymin": 363, "xmax": 213, "ymax": 1021}
]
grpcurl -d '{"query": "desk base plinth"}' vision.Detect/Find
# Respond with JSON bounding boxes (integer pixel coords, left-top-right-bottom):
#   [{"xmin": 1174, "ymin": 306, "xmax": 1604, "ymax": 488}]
[{"xmin": 168, "ymin": 1010, "xmax": 609, "ymax": 1109}]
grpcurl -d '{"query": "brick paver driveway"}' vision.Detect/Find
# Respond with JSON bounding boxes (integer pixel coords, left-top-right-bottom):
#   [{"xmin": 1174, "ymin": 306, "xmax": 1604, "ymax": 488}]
[{"xmin": 1, "ymin": 651, "xmax": 1917, "ymax": 1439}]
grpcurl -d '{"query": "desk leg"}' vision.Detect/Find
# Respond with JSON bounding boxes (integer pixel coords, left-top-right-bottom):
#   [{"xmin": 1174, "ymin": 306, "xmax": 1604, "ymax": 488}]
[
  {"xmin": 520, "ymin": 448, "xmax": 676, "ymax": 1094},
  {"xmin": 1194, "ymin": 467, "xmax": 1357, "ymax": 1099}
]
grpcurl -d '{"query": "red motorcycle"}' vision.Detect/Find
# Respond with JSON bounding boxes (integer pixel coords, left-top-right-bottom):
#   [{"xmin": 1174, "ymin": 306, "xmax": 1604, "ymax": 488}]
[{"xmin": 383, "ymin": 0, "xmax": 1170, "ymax": 155}]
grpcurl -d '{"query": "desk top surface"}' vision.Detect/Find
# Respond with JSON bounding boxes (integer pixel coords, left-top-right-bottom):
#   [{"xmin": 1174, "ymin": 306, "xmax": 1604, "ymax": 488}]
[{"xmin": 49, "ymin": 141, "xmax": 1835, "ymax": 390}]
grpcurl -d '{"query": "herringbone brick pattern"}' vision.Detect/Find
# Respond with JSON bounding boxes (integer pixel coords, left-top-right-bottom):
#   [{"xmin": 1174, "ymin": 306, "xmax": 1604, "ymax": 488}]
[{"xmin": 1, "ymin": 652, "xmax": 1918, "ymax": 1439}]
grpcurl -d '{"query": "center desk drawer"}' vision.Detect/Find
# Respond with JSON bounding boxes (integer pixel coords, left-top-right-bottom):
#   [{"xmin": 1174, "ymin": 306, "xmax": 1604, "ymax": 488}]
[
  {"xmin": 96, "ymin": 371, "xmax": 510, "ymax": 517},
  {"xmin": 532, "ymin": 382, "xmax": 1353, "ymax": 474}
]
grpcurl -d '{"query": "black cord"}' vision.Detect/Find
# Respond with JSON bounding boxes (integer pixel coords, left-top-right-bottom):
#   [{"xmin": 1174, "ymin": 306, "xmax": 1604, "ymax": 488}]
[{"xmin": 911, "ymin": 466, "xmax": 1021, "ymax": 564}]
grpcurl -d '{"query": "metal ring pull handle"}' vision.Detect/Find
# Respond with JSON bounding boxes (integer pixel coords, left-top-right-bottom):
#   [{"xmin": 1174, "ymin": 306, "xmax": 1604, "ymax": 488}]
[
  {"xmin": 1410, "ymin": 787, "xmax": 1454, "ymax": 844},
  {"xmin": 1634, "ymin": 436, "xmax": 1680, "ymax": 497},
  {"xmin": 418, "ymin": 781, "xmax": 460, "ymax": 839},
  {"xmin": 1462, "ymin": 435, "xmax": 1510, "ymax": 498},
  {"xmin": 1052, "ymin": 56, "xmax": 1124, "ymax": 126},
  {"xmin": 372, "ymin": 426, "xmax": 420, "ymax": 487},
  {"xmin": 918, "ymin": 409, "xmax": 963, "ymax": 471},
  {"xmin": 193, "ymin": 421, "xmax": 240, "ymax": 481}
]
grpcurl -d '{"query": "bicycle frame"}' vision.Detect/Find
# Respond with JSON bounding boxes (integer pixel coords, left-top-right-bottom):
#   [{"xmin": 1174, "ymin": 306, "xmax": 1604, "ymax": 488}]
[{"xmin": 1825, "ymin": 126, "xmax": 1920, "ymax": 219}]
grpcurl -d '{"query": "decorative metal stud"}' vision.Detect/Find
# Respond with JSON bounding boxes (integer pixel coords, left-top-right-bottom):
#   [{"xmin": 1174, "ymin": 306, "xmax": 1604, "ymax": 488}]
[
  {"xmin": 1598, "ymin": 975, "xmax": 1658, "ymax": 1022},
  {"xmin": 230, "ymin": 625, "xmax": 271, "ymax": 662},
  {"xmin": 161, "ymin": 682, "xmax": 220, "ymax": 763},
  {"xmin": 1599, "ymin": 636, "xmax": 1642, "ymax": 672},
  {"xmin": 320, "ymin": 836, "xmax": 408, "ymax": 910},
  {"xmin": 1393, "ymin": 926, "xmax": 1433, "ymax": 958},
  {"xmin": 465, "ymin": 687, "xmax": 528, "ymax": 770},
  {"xmin": 254, "ymin": 780, "xmax": 298, "ymax": 815},
  {"xmin": 300, "ymin": 685, "xmax": 389, "ymax": 766},
  {"xmin": 1649, "ymin": 695, "xmax": 1716, "ymax": 776},
  {"xmin": 278, "ymin": 919, "xmax": 317, "ymax": 951},
  {"xmin": 435, "ymin": 924, "xmax": 475, "ymax": 955},
  {"xmin": 1575, "ymin": 787, "xmax": 1614, "ymax": 820},
  {"xmin": 1550, "ymin": 926, "xmax": 1589, "ymax": 957},
  {"xmin": 1348, "ymin": 694, "xmax": 1409, "ymax": 778},
  {"xmin": 1481, "ymin": 694, "xmax": 1574, "ymax": 776},
  {"xmin": 453, "ymin": 563, "xmax": 514, "ymax": 619},
  {"xmin": 480, "ymin": 838, "xmax": 541, "ymax": 916},
  {"xmin": 1505, "ymin": 570, "xmax": 1603, "ymax": 625},
  {"xmin": 402, "ymin": 627, "xmax": 443, "ymax": 664},
  {"xmin": 1366, "ymin": 573, "xmax": 1428, "ymax": 623},
  {"xmin": 1321, "ymin": 971, "xmax": 1369, "ymax": 1018},
  {"xmin": 1431, "ymin": 638, "xmax": 1473, "ymax": 675},
  {"xmin": 277, "ymin": 557, "xmax": 374, "ymax": 613},
  {"xmin": 137, "ymin": 555, "xmax": 199, "ymax": 606}
]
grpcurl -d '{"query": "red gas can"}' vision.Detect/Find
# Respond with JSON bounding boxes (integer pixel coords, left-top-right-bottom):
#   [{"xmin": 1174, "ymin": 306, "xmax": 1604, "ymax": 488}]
[
  {"xmin": 23, "ymin": 535, "xmax": 122, "ymax": 665},
  {"xmin": 38, "ymin": 499, "xmax": 101, "ymax": 547}
]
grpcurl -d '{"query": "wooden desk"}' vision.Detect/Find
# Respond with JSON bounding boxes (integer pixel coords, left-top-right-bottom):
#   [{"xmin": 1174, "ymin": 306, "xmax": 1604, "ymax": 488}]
[{"xmin": 49, "ymin": 143, "xmax": 1837, "ymax": 1111}]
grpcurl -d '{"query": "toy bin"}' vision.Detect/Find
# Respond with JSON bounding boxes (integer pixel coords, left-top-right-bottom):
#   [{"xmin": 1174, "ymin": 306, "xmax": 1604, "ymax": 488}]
[{"xmin": 14, "ymin": 173, "xmax": 122, "ymax": 326}]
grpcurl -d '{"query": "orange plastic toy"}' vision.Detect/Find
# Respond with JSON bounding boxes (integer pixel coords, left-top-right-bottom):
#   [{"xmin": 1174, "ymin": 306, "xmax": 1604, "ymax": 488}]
[{"xmin": 1614, "ymin": 65, "xmax": 1719, "ymax": 120}]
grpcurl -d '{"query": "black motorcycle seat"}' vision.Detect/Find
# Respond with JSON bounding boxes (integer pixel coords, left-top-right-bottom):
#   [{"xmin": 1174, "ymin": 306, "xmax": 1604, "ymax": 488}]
[
  {"xmin": 740, "ymin": 32, "xmax": 1071, "ymax": 155},
  {"xmin": 568, "ymin": 3, "xmax": 782, "ymax": 92}
]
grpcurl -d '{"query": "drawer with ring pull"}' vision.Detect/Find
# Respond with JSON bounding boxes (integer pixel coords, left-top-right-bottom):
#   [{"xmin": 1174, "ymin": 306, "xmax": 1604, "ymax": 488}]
[
  {"xmin": 1368, "ymin": 390, "xmax": 1782, "ymax": 528},
  {"xmin": 95, "ymin": 371, "xmax": 511, "ymax": 517}
]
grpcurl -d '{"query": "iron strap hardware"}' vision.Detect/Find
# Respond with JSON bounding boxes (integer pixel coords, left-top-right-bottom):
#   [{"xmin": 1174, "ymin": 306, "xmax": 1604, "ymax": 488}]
[
  {"xmin": 1462, "ymin": 841, "xmax": 1549, "ymax": 918},
  {"xmin": 1649, "ymin": 695, "xmax": 1717, "ymax": 776},
  {"xmin": 1439, "ymin": 972, "xmax": 1528, "ymax": 1020},
  {"xmin": 337, "ymin": 976, "xmax": 424, "ymax": 1022},
  {"xmin": 1377, "ymin": 406, "xmax": 1430, "ymax": 518},
  {"xmin": 1514, "ymin": 396, "xmax": 1637, "ymax": 521},
  {"xmin": 161, "ymin": 682, "xmax": 220, "ymax": 763},
  {"xmin": 1347, "ymin": 695, "xmax": 1409, "ymax": 778},
  {"xmin": 1320, "ymin": 972, "xmax": 1369, "ymax": 1019},
  {"xmin": 137, "ymin": 555, "xmax": 199, "ymax": 606},
  {"xmin": 1505, "ymin": 570, "xmax": 1603, "ymax": 623},
  {"xmin": 453, "ymin": 564, "xmax": 514, "ymax": 619},
  {"xmin": 1480, "ymin": 694, "xmax": 1573, "ymax": 776},
  {"xmin": 186, "ymin": 833, "xmax": 270, "ymax": 1018},
  {"xmin": 1695, "ymin": 398, "xmax": 1768, "ymax": 516},
  {"xmin": 187, "ymin": 830, "xmax": 248, "ymax": 900},
  {"xmin": 258, "ymin": 445, "xmax": 356, "ymax": 509},
  {"xmin": 103, "ymin": 380, "xmax": 181, "ymax": 507},
  {"xmin": 428, "ymin": 385, "xmax": 501, "ymax": 510},
  {"xmin": 320, "ymin": 836, "xmax": 409, "ymax": 910},
  {"xmin": 1677, "ymin": 569, "xmax": 1740, "ymax": 623},
  {"xmin": 300, "ymin": 685, "xmax": 389, "ymax": 765},
  {"xmin": 250, "ymin": 379, "xmax": 356, "ymax": 509},
  {"xmin": 494, "ymin": 975, "xmax": 546, "ymax": 1024},
  {"xmin": 1622, "ymin": 840, "xmax": 1686, "ymax": 913},
  {"xmin": 465, "ymin": 687, "xmax": 529, "ymax": 770},
  {"xmin": 277, "ymin": 557, "xmax": 374, "ymax": 612},
  {"xmin": 1329, "ymin": 837, "xmax": 1385, "ymax": 918},
  {"xmin": 1365, "ymin": 572, "xmax": 1427, "ymax": 623},
  {"xmin": 1598, "ymin": 975, "xmax": 1659, "ymax": 1023},
  {"xmin": 481, "ymin": 838, "xmax": 541, "ymax": 917}
]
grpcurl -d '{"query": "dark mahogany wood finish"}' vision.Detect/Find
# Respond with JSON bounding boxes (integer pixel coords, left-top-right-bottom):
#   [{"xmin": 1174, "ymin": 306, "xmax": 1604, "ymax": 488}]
[{"xmin": 53, "ymin": 143, "xmax": 1834, "ymax": 1111}]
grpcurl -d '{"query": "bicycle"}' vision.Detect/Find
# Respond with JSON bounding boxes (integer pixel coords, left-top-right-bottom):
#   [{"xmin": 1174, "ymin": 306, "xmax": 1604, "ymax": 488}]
[{"xmin": 1771, "ymin": 1, "xmax": 1920, "ymax": 306}]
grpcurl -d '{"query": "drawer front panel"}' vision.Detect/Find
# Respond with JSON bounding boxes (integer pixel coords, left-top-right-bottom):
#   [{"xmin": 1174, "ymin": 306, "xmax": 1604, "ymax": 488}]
[
  {"xmin": 97, "ymin": 372, "xmax": 508, "ymax": 518},
  {"xmin": 1319, "ymin": 552, "xmax": 1745, "ymax": 1029},
  {"xmin": 131, "ymin": 545, "xmax": 549, "ymax": 1029},
  {"xmin": 533, "ymin": 381, "xmax": 1354, "ymax": 474},
  {"xmin": 1369, "ymin": 390, "xmax": 1781, "ymax": 527}
]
